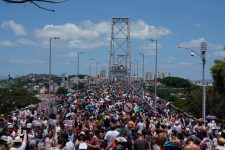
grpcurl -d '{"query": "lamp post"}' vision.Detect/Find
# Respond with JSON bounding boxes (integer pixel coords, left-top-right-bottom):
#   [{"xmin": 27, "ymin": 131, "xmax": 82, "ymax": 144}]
[
  {"xmin": 135, "ymin": 59, "xmax": 138, "ymax": 81},
  {"xmin": 77, "ymin": 51, "xmax": 83, "ymax": 91},
  {"xmin": 49, "ymin": 37, "xmax": 60, "ymax": 95},
  {"xmin": 49, "ymin": 36, "xmax": 60, "ymax": 113},
  {"xmin": 149, "ymin": 39, "xmax": 158, "ymax": 109},
  {"xmin": 89, "ymin": 58, "xmax": 94, "ymax": 90},
  {"xmin": 131, "ymin": 62, "xmax": 135, "ymax": 82},
  {"xmin": 177, "ymin": 42, "xmax": 207, "ymax": 120},
  {"xmin": 140, "ymin": 53, "xmax": 145, "ymax": 99}
]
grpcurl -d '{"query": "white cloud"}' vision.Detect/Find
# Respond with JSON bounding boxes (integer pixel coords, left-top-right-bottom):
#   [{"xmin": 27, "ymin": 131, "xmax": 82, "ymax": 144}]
[
  {"xmin": 0, "ymin": 38, "xmax": 36, "ymax": 47},
  {"xmin": 1, "ymin": 20, "xmax": 27, "ymax": 36},
  {"xmin": 35, "ymin": 22, "xmax": 109, "ymax": 40},
  {"xmin": 141, "ymin": 42, "xmax": 162, "ymax": 56},
  {"xmin": 177, "ymin": 38, "xmax": 207, "ymax": 48},
  {"xmin": 0, "ymin": 40, "xmax": 15, "ymax": 47},
  {"xmin": 16, "ymin": 38, "xmax": 36, "ymax": 46},
  {"xmin": 212, "ymin": 50, "xmax": 225, "ymax": 57},
  {"xmin": 68, "ymin": 39, "xmax": 107, "ymax": 49},
  {"xmin": 34, "ymin": 20, "xmax": 171, "ymax": 49},
  {"xmin": 131, "ymin": 20, "xmax": 171, "ymax": 39},
  {"xmin": 177, "ymin": 38, "xmax": 224, "ymax": 57}
]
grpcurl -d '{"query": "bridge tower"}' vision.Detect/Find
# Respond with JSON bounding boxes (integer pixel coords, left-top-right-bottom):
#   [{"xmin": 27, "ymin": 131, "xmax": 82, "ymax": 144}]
[{"xmin": 108, "ymin": 17, "xmax": 131, "ymax": 82}]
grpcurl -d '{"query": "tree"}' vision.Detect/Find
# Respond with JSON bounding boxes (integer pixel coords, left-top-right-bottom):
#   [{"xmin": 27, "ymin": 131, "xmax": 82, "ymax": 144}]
[
  {"xmin": 72, "ymin": 82, "xmax": 85, "ymax": 90},
  {"xmin": 160, "ymin": 77, "xmax": 192, "ymax": 89},
  {"xmin": 2, "ymin": 0, "xmax": 69, "ymax": 12},
  {"xmin": 210, "ymin": 60, "xmax": 225, "ymax": 94},
  {"xmin": 56, "ymin": 87, "xmax": 68, "ymax": 95},
  {"xmin": 0, "ymin": 85, "xmax": 40, "ymax": 114}
]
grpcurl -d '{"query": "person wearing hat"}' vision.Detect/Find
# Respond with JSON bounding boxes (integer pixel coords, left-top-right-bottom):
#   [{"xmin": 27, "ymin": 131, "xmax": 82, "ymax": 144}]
[
  {"xmin": 0, "ymin": 135, "xmax": 9, "ymax": 150},
  {"xmin": 75, "ymin": 131, "xmax": 87, "ymax": 150},
  {"xmin": 10, "ymin": 129, "xmax": 27, "ymax": 150}
]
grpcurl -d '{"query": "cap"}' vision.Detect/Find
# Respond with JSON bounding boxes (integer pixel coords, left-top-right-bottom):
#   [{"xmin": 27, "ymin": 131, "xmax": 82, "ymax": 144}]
[
  {"xmin": 26, "ymin": 123, "xmax": 32, "ymax": 128},
  {"xmin": 1, "ymin": 135, "xmax": 9, "ymax": 143},
  {"xmin": 14, "ymin": 136, "xmax": 23, "ymax": 143}
]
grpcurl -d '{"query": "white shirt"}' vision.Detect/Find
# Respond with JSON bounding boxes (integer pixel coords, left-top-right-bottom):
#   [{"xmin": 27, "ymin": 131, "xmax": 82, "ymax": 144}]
[
  {"xmin": 10, "ymin": 142, "xmax": 26, "ymax": 150},
  {"xmin": 62, "ymin": 141, "xmax": 75, "ymax": 150},
  {"xmin": 136, "ymin": 122, "xmax": 144, "ymax": 133},
  {"xmin": 104, "ymin": 130, "xmax": 119, "ymax": 145}
]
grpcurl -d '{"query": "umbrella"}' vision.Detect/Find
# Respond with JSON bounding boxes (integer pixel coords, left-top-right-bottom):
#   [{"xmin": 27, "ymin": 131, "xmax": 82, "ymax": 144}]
[
  {"xmin": 205, "ymin": 115, "xmax": 217, "ymax": 120},
  {"xmin": 66, "ymin": 93, "xmax": 72, "ymax": 97}
]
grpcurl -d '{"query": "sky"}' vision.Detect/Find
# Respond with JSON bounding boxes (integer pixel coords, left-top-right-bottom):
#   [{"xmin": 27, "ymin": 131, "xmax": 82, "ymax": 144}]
[{"xmin": 0, "ymin": 0, "xmax": 225, "ymax": 81}]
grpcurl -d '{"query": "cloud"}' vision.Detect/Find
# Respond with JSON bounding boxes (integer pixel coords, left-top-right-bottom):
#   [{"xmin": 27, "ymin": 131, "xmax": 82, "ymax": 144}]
[
  {"xmin": 177, "ymin": 38, "xmax": 225, "ymax": 58},
  {"xmin": 140, "ymin": 41, "xmax": 162, "ymax": 56},
  {"xmin": 0, "ymin": 40, "xmax": 15, "ymax": 47},
  {"xmin": 1, "ymin": 20, "xmax": 27, "ymax": 36},
  {"xmin": 177, "ymin": 38, "xmax": 207, "ymax": 48},
  {"xmin": 35, "ymin": 22, "xmax": 109, "ymax": 40},
  {"xmin": 0, "ymin": 38, "xmax": 36, "ymax": 47},
  {"xmin": 34, "ymin": 20, "xmax": 171, "ymax": 49},
  {"xmin": 131, "ymin": 20, "xmax": 171, "ymax": 39},
  {"xmin": 212, "ymin": 50, "xmax": 225, "ymax": 57}
]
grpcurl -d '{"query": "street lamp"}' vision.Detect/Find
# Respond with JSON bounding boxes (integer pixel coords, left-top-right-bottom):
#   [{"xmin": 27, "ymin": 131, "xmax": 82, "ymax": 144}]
[
  {"xmin": 77, "ymin": 51, "xmax": 83, "ymax": 91},
  {"xmin": 49, "ymin": 37, "xmax": 60, "ymax": 95},
  {"xmin": 49, "ymin": 36, "xmax": 60, "ymax": 113},
  {"xmin": 131, "ymin": 62, "xmax": 136, "ymax": 82},
  {"xmin": 177, "ymin": 42, "xmax": 207, "ymax": 120},
  {"xmin": 140, "ymin": 53, "xmax": 145, "ymax": 100},
  {"xmin": 89, "ymin": 58, "xmax": 94, "ymax": 90},
  {"xmin": 135, "ymin": 59, "xmax": 138, "ymax": 81},
  {"xmin": 149, "ymin": 39, "xmax": 158, "ymax": 109}
]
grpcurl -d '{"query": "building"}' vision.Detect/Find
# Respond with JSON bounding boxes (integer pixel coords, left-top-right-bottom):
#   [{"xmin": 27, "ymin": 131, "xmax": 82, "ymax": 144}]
[
  {"xmin": 144, "ymin": 72, "xmax": 155, "ymax": 81},
  {"xmin": 144, "ymin": 72, "xmax": 170, "ymax": 81}
]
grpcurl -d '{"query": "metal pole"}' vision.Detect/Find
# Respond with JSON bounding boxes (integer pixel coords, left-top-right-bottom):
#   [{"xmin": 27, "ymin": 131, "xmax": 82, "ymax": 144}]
[
  {"xmin": 135, "ymin": 59, "xmax": 138, "ymax": 81},
  {"xmin": 202, "ymin": 58, "xmax": 206, "ymax": 120},
  {"xmin": 177, "ymin": 42, "xmax": 207, "ymax": 120},
  {"xmin": 201, "ymin": 42, "xmax": 207, "ymax": 121},
  {"xmin": 96, "ymin": 61, "xmax": 98, "ymax": 77},
  {"xmin": 154, "ymin": 40, "xmax": 158, "ymax": 109},
  {"xmin": 142, "ymin": 53, "xmax": 145, "ymax": 99},
  {"xmin": 48, "ymin": 37, "xmax": 60, "ymax": 114},
  {"xmin": 49, "ymin": 38, "xmax": 52, "ymax": 96},
  {"xmin": 89, "ymin": 58, "xmax": 93, "ymax": 90},
  {"xmin": 77, "ymin": 52, "xmax": 80, "ymax": 91}
]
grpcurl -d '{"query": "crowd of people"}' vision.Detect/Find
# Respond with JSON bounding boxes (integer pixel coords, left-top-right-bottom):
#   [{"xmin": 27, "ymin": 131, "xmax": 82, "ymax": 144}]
[{"xmin": 0, "ymin": 82, "xmax": 225, "ymax": 150}]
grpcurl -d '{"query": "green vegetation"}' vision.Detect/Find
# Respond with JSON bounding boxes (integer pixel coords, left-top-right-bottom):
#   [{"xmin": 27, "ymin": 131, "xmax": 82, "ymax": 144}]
[
  {"xmin": 56, "ymin": 87, "xmax": 68, "ymax": 95},
  {"xmin": 72, "ymin": 82, "xmax": 85, "ymax": 90},
  {"xmin": 147, "ymin": 61, "xmax": 225, "ymax": 119},
  {"xmin": 210, "ymin": 60, "xmax": 225, "ymax": 94},
  {"xmin": 0, "ymin": 84, "xmax": 41, "ymax": 114},
  {"xmin": 159, "ymin": 77, "xmax": 192, "ymax": 89}
]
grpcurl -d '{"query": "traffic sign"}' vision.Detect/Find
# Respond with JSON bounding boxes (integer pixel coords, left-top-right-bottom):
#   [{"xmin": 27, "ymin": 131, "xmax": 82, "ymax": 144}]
[{"xmin": 123, "ymin": 102, "xmax": 133, "ymax": 113}]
